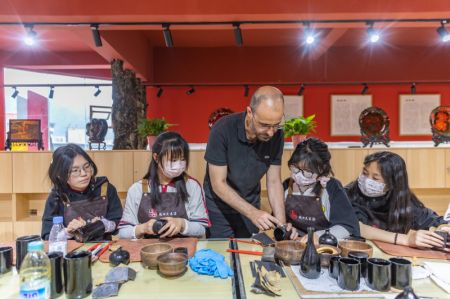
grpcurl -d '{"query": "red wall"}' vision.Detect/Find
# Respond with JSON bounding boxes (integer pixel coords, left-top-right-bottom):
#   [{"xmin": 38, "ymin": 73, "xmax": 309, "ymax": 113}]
[{"xmin": 147, "ymin": 84, "xmax": 450, "ymax": 143}]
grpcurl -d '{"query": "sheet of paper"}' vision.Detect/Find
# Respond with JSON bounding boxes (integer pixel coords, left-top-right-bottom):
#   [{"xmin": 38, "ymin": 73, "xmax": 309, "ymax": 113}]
[
  {"xmin": 330, "ymin": 95, "xmax": 372, "ymax": 136},
  {"xmin": 399, "ymin": 94, "xmax": 440, "ymax": 135}
]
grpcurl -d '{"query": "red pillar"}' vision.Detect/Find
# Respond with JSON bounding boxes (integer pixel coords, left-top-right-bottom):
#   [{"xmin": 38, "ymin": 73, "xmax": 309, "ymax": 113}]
[{"xmin": 0, "ymin": 67, "xmax": 4, "ymax": 150}]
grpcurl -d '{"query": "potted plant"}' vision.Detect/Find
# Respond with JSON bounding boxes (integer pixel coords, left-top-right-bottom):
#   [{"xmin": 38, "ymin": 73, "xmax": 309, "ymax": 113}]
[
  {"xmin": 283, "ymin": 114, "xmax": 317, "ymax": 147},
  {"xmin": 137, "ymin": 118, "xmax": 171, "ymax": 149}
]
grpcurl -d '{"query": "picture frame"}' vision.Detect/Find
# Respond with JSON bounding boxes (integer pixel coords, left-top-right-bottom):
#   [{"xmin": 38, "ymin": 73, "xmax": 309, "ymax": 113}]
[
  {"xmin": 399, "ymin": 94, "xmax": 441, "ymax": 136},
  {"xmin": 331, "ymin": 95, "xmax": 372, "ymax": 136},
  {"xmin": 284, "ymin": 95, "xmax": 304, "ymax": 120}
]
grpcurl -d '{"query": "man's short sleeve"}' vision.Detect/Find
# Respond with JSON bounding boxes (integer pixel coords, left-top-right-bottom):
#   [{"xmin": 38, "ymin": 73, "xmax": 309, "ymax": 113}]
[
  {"xmin": 204, "ymin": 124, "xmax": 228, "ymax": 166},
  {"xmin": 270, "ymin": 131, "xmax": 284, "ymax": 165}
]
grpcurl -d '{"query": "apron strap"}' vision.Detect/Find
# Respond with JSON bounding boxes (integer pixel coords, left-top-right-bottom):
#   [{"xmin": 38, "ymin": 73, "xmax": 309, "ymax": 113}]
[
  {"xmin": 142, "ymin": 179, "xmax": 149, "ymax": 194},
  {"xmin": 100, "ymin": 182, "xmax": 108, "ymax": 199},
  {"xmin": 287, "ymin": 178, "xmax": 294, "ymax": 196}
]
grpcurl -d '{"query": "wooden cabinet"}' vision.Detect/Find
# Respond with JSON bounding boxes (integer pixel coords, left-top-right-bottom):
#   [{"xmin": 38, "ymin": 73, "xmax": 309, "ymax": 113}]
[
  {"xmin": 329, "ymin": 149, "xmax": 368, "ymax": 186},
  {"xmin": 446, "ymin": 149, "xmax": 450, "ymax": 188},
  {"xmin": 406, "ymin": 149, "xmax": 446, "ymax": 188},
  {"xmin": 133, "ymin": 150, "xmax": 152, "ymax": 182},
  {"xmin": 91, "ymin": 151, "xmax": 134, "ymax": 193},
  {"xmin": 189, "ymin": 151, "xmax": 207, "ymax": 184},
  {"xmin": 0, "ymin": 153, "xmax": 12, "ymax": 193},
  {"xmin": 12, "ymin": 152, "xmax": 52, "ymax": 193}
]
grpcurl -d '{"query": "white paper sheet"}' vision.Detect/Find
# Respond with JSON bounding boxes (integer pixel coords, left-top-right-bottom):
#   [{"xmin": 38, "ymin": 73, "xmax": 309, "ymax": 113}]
[{"xmin": 423, "ymin": 262, "xmax": 450, "ymax": 293}]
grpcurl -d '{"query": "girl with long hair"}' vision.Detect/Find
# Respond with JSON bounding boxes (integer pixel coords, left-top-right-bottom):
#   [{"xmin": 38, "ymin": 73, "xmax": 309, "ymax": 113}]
[
  {"xmin": 345, "ymin": 151, "xmax": 449, "ymax": 249},
  {"xmin": 41, "ymin": 144, "xmax": 123, "ymax": 240},
  {"xmin": 119, "ymin": 132, "xmax": 210, "ymax": 238}
]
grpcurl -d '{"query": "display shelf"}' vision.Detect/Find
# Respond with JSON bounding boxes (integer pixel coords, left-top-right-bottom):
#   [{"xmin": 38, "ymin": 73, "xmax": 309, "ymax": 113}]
[{"xmin": 15, "ymin": 193, "xmax": 47, "ymax": 222}]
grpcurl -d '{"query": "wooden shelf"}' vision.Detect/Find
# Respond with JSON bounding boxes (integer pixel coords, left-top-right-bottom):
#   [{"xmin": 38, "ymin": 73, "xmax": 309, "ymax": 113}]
[{"xmin": 15, "ymin": 193, "xmax": 47, "ymax": 222}]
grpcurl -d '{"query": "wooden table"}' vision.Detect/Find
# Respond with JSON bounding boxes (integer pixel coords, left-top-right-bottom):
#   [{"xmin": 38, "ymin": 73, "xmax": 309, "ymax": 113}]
[{"xmin": 1, "ymin": 239, "xmax": 449, "ymax": 299}]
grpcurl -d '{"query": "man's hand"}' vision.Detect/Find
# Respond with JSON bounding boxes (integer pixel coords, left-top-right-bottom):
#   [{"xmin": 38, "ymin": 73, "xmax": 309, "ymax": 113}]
[{"xmin": 248, "ymin": 209, "xmax": 281, "ymax": 231}]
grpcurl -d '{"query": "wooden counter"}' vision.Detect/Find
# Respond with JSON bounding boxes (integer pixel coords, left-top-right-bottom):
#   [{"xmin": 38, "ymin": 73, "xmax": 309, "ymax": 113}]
[
  {"xmin": 0, "ymin": 147, "xmax": 449, "ymax": 241},
  {"xmin": 0, "ymin": 239, "xmax": 448, "ymax": 299}
]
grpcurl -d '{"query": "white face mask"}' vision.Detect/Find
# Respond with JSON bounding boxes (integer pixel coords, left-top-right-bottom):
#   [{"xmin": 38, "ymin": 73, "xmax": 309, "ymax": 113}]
[
  {"xmin": 291, "ymin": 168, "xmax": 318, "ymax": 187},
  {"xmin": 161, "ymin": 160, "xmax": 186, "ymax": 179},
  {"xmin": 357, "ymin": 174, "xmax": 387, "ymax": 197}
]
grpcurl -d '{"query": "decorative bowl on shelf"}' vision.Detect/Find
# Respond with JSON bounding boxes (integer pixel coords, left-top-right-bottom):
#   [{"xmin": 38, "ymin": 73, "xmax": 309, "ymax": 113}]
[{"xmin": 430, "ymin": 106, "xmax": 450, "ymax": 146}]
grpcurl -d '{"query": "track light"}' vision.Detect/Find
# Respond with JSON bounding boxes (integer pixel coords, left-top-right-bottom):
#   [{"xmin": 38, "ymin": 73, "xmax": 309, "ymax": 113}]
[
  {"xmin": 90, "ymin": 24, "xmax": 102, "ymax": 47},
  {"xmin": 437, "ymin": 21, "xmax": 450, "ymax": 42},
  {"xmin": 94, "ymin": 85, "xmax": 102, "ymax": 97},
  {"xmin": 304, "ymin": 23, "xmax": 315, "ymax": 45},
  {"xmin": 11, "ymin": 87, "xmax": 19, "ymax": 98},
  {"xmin": 23, "ymin": 25, "xmax": 37, "ymax": 46},
  {"xmin": 157, "ymin": 86, "xmax": 164, "ymax": 98},
  {"xmin": 163, "ymin": 24, "xmax": 174, "ymax": 48},
  {"xmin": 361, "ymin": 83, "xmax": 369, "ymax": 95},
  {"xmin": 297, "ymin": 84, "xmax": 305, "ymax": 96},
  {"xmin": 233, "ymin": 23, "xmax": 243, "ymax": 47},
  {"xmin": 186, "ymin": 86, "xmax": 195, "ymax": 95},
  {"xmin": 244, "ymin": 85, "xmax": 249, "ymax": 97},
  {"xmin": 411, "ymin": 82, "xmax": 416, "ymax": 94},
  {"xmin": 48, "ymin": 86, "xmax": 54, "ymax": 99},
  {"xmin": 367, "ymin": 22, "xmax": 380, "ymax": 43}
]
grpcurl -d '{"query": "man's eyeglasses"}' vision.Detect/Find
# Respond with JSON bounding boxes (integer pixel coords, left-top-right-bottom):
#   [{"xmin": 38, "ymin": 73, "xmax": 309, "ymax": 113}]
[
  {"xmin": 69, "ymin": 162, "xmax": 93, "ymax": 177},
  {"xmin": 251, "ymin": 113, "xmax": 284, "ymax": 131}
]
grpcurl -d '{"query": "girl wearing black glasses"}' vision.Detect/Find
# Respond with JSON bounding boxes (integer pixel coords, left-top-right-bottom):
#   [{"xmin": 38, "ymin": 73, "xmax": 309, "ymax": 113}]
[
  {"xmin": 284, "ymin": 138, "xmax": 360, "ymax": 241},
  {"xmin": 41, "ymin": 144, "xmax": 123, "ymax": 241}
]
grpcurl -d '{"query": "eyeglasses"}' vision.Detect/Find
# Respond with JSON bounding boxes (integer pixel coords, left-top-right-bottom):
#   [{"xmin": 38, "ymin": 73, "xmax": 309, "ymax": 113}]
[
  {"xmin": 291, "ymin": 167, "xmax": 315, "ymax": 179},
  {"xmin": 251, "ymin": 113, "xmax": 284, "ymax": 131},
  {"xmin": 69, "ymin": 162, "xmax": 93, "ymax": 177}
]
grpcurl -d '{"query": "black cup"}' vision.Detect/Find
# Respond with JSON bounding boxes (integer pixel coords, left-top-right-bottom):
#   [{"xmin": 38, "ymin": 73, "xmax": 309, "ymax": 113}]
[
  {"xmin": 329, "ymin": 256, "xmax": 340, "ymax": 279},
  {"xmin": 48, "ymin": 252, "xmax": 64, "ymax": 298},
  {"xmin": 174, "ymin": 247, "xmax": 188, "ymax": 255},
  {"xmin": 348, "ymin": 251, "xmax": 369, "ymax": 278},
  {"xmin": 366, "ymin": 258, "xmax": 391, "ymax": 291},
  {"xmin": 338, "ymin": 258, "xmax": 360, "ymax": 291},
  {"xmin": 274, "ymin": 226, "xmax": 291, "ymax": 241},
  {"xmin": 64, "ymin": 251, "xmax": 92, "ymax": 299},
  {"xmin": 389, "ymin": 257, "xmax": 412, "ymax": 290},
  {"xmin": 0, "ymin": 246, "xmax": 13, "ymax": 274},
  {"xmin": 16, "ymin": 235, "xmax": 41, "ymax": 271}
]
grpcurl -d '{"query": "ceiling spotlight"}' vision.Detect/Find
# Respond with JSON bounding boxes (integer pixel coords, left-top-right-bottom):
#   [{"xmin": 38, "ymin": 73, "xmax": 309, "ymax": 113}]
[
  {"xmin": 23, "ymin": 25, "xmax": 37, "ymax": 46},
  {"xmin": 297, "ymin": 84, "xmax": 305, "ymax": 96},
  {"xmin": 11, "ymin": 87, "xmax": 19, "ymax": 99},
  {"xmin": 48, "ymin": 86, "xmax": 54, "ymax": 99},
  {"xmin": 361, "ymin": 83, "xmax": 369, "ymax": 95},
  {"xmin": 186, "ymin": 86, "xmax": 195, "ymax": 95},
  {"xmin": 157, "ymin": 86, "xmax": 164, "ymax": 98},
  {"xmin": 304, "ymin": 23, "xmax": 315, "ymax": 45},
  {"xmin": 163, "ymin": 24, "xmax": 174, "ymax": 48},
  {"xmin": 437, "ymin": 21, "xmax": 450, "ymax": 42},
  {"xmin": 367, "ymin": 22, "xmax": 380, "ymax": 43},
  {"xmin": 233, "ymin": 23, "xmax": 243, "ymax": 47},
  {"xmin": 94, "ymin": 85, "xmax": 102, "ymax": 97},
  {"xmin": 411, "ymin": 82, "xmax": 416, "ymax": 94},
  {"xmin": 90, "ymin": 24, "xmax": 102, "ymax": 47},
  {"xmin": 244, "ymin": 85, "xmax": 249, "ymax": 97}
]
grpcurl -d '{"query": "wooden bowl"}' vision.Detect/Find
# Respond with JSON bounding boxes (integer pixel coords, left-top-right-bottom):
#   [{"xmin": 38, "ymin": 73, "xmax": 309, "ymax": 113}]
[
  {"xmin": 275, "ymin": 240, "xmax": 306, "ymax": 265},
  {"xmin": 157, "ymin": 252, "xmax": 188, "ymax": 277},
  {"xmin": 317, "ymin": 245, "xmax": 341, "ymax": 268},
  {"xmin": 338, "ymin": 240, "xmax": 373, "ymax": 258},
  {"xmin": 140, "ymin": 243, "xmax": 173, "ymax": 269}
]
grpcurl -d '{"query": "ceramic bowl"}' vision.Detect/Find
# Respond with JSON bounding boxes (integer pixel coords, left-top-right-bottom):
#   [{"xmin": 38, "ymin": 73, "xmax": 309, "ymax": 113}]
[
  {"xmin": 274, "ymin": 240, "xmax": 306, "ymax": 265},
  {"xmin": 338, "ymin": 240, "xmax": 373, "ymax": 258},
  {"xmin": 140, "ymin": 243, "xmax": 173, "ymax": 269},
  {"xmin": 317, "ymin": 245, "xmax": 341, "ymax": 268},
  {"xmin": 157, "ymin": 252, "xmax": 188, "ymax": 276}
]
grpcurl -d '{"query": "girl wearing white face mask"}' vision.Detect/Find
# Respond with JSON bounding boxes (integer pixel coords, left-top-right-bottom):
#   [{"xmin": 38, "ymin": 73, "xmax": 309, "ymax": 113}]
[
  {"xmin": 345, "ymin": 151, "xmax": 450, "ymax": 250},
  {"xmin": 283, "ymin": 138, "xmax": 360, "ymax": 242},
  {"xmin": 119, "ymin": 132, "xmax": 210, "ymax": 239}
]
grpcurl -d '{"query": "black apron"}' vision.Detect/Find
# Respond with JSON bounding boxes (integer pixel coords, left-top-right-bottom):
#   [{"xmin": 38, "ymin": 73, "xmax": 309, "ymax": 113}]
[
  {"xmin": 63, "ymin": 181, "xmax": 108, "ymax": 226},
  {"xmin": 285, "ymin": 179, "xmax": 330, "ymax": 235},
  {"xmin": 137, "ymin": 179, "xmax": 188, "ymax": 223}
]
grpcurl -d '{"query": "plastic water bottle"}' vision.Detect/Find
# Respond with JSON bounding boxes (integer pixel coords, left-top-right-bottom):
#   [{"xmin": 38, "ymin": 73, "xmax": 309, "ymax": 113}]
[
  {"xmin": 48, "ymin": 216, "xmax": 67, "ymax": 256},
  {"xmin": 19, "ymin": 241, "xmax": 51, "ymax": 299}
]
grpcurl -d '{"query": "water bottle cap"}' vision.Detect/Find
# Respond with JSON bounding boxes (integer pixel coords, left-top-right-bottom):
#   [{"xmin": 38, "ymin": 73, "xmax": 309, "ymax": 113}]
[
  {"xmin": 53, "ymin": 216, "xmax": 64, "ymax": 224},
  {"xmin": 27, "ymin": 241, "xmax": 44, "ymax": 252}
]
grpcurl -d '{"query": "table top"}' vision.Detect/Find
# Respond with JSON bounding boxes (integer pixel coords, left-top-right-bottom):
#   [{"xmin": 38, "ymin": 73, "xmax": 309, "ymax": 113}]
[{"xmin": 0, "ymin": 239, "xmax": 449, "ymax": 299}]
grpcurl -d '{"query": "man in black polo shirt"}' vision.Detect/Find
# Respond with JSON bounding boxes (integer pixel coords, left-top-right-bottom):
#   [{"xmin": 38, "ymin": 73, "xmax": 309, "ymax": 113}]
[{"xmin": 204, "ymin": 86, "xmax": 287, "ymax": 238}]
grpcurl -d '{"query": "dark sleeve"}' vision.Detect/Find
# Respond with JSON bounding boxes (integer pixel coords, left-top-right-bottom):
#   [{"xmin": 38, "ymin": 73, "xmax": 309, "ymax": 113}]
[
  {"xmin": 270, "ymin": 131, "xmax": 284, "ymax": 165},
  {"xmin": 413, "ymin": 204, "xmax": 447, "ymax": 230},
  {"xmin": 41, "ymin": 190, "xmax": 64, "ymax": 240},
  {"xmin": 204, "ymin": 123, "xmax": 228, "ymax": 166},
  {"xmin": 105, "ymin": 183, "xmax": 123, "ymax": 225},
  {"xmin": 344, "ymin": 182, "xmax": 371, "ymax": 225},
  {"xmin": 327, "ymin": 179, "xmax": 361, "ymax": 236}
]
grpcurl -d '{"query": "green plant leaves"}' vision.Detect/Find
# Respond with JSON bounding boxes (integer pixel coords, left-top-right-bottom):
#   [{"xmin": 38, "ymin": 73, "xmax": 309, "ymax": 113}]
[
  {"xmin": 282, "ymin": 114, "xmax": 316, "ymax": 138},
  {"xmin": 137, "ymin": 118, "xmax": 170, "ymax": 137}
]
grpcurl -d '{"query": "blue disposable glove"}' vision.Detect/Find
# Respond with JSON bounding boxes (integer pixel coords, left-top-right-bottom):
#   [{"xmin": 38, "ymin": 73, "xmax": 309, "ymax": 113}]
[{"xmin": 189, "ymin": 249, "xmax": 233, "ymax": 279}]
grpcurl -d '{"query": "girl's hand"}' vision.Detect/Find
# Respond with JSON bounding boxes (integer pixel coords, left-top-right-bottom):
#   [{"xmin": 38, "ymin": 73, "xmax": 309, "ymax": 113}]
[
  {"xmin": 159, "ymin": 217, "xmax": 186, "ymax": 238},
  {"xmin": 286, "ymin": 223, "xmax": 299, "ymax": 240},
  {"xmin": 135, "ymin": 219, "xmax": 157, "ymax": 238},
  {"xmin": 407, "ymin": 229, "xmax": 445, "ymax": 249},
  {"xmin": 66, "ymin": 217, "xmax": 86, "ymax": 234}
]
